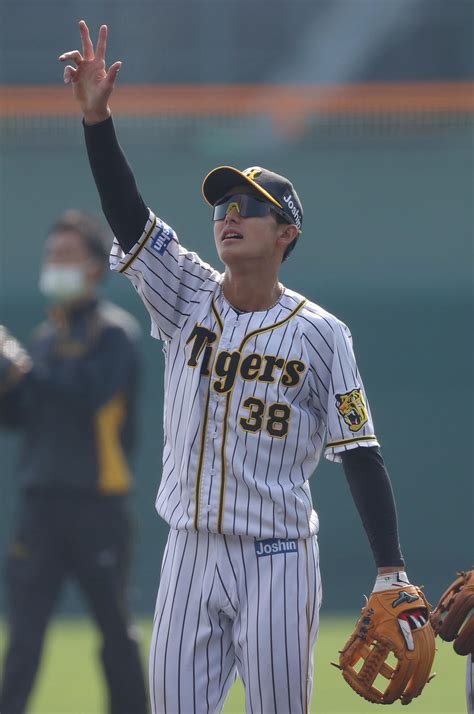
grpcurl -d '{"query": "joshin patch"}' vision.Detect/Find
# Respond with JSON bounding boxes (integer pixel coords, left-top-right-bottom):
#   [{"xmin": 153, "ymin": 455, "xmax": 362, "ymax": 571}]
[
  {"xmin": 335, "ymin": 388, "xmax": 368, "ymax": 432},
  {"xmin": 255, "ymin": 538, "xmax": 298, "ymax": 557},
  {"xmin": 151, "ymin": 219, "xmax": 175, "ymax": 256}
]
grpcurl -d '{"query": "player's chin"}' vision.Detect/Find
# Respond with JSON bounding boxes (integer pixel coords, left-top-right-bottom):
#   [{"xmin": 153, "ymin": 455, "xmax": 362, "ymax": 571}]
[{"xmin": 217, "ymin": 239, "xmax": 248, "ymax": 261}]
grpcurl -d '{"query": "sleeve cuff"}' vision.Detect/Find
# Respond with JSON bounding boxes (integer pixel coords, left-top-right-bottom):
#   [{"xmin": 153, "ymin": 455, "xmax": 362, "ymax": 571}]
[
  {"xmin": 324, "ymin": 435, "xmax": 380, "ymax": 463},
  {"xmin": 109, "ymin": 211, "xmax": 157, "ymax": 274},
  {"xmin": 82, "ymin": 114, "xmax": 114, "ymax": 133}
]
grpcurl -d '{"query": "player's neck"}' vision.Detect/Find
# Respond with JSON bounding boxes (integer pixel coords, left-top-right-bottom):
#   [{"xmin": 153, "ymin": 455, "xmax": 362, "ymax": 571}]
[{"xmin": 222, "ymin": 270, "xmax": 282, "ymax": 312}]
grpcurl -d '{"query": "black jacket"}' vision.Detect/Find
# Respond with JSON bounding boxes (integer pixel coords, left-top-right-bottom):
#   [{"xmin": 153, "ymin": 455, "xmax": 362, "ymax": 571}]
[{"xmin": 0, "ymin": 299, "xmax": 141, "ymax": 496}]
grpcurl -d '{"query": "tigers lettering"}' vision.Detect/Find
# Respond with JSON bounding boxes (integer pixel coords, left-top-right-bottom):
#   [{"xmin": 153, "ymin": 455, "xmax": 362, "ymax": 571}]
[{"xmin": 186, "ymin": 324, "xmax": 307, "ymax": 392}]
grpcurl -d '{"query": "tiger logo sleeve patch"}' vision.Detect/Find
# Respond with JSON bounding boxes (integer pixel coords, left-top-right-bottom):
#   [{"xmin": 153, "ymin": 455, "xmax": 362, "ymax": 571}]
[{"xmin": 335, "ymin": 388, "xmax": 368, "ymax": 432}]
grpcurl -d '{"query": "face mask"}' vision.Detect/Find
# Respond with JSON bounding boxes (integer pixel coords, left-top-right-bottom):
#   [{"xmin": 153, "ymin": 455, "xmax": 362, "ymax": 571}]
[{"xmin": 38, "ymin": 264, "xmax": 88, "ymax": 303}]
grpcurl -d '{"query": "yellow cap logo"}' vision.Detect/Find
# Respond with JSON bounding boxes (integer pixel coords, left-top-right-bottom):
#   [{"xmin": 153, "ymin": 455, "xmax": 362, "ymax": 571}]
[{"xmin": 244, "ymin": 167, "xmax": 262, "ymax": 181}]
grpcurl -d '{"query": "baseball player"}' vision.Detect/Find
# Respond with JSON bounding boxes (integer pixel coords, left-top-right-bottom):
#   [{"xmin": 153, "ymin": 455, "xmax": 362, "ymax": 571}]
[{"xmin": 60, "ymin": 21, "xmax": 427, "ymax": 713}]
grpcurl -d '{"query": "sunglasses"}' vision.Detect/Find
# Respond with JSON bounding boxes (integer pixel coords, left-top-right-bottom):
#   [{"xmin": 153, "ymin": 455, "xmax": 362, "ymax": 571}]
[{"xmin": 212, "ymin": 194, "xmax": 291, "ymax": 224}]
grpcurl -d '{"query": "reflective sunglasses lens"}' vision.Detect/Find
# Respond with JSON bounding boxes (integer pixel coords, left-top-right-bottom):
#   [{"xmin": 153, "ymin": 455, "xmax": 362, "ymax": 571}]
[
  {"xmin": 241, "ymin": 196, "xmax": 271, "ymax": 217},
  {"xmin": 212, "ymin": 200, "xmax": 235, "ymax": 221},
  {"xmin": 212, "ymin": 194, "xmax": 271, "ymax": 221}
]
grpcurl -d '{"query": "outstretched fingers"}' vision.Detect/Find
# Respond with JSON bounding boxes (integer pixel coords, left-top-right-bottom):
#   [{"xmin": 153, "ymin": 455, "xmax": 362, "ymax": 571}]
[
  {"xmin": 79, "ymin": 19, "xmax": 94, "ymax": 61},
  {"xmin": 59, "ymin": 22, "xmax": 107, "ymax": 66},
  {"xmin": 95, "ymin": 24, "xmax": 108, "ymax": 62},
  {"xmin": 58, "ymin": 21, "xmax": 121, "ymax": 103}
]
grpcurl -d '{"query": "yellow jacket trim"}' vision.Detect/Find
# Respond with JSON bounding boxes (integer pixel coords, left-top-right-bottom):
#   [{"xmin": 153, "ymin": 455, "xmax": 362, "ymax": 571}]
[{"xmin": 95, "ymin": 394, "xmax": 131, "ymax": 494}]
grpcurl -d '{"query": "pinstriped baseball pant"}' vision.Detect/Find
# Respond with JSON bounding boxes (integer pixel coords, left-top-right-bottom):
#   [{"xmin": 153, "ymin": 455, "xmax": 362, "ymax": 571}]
[{"xmin": 149, "ymin": 529, "xmax": 321, "ymax": 714}]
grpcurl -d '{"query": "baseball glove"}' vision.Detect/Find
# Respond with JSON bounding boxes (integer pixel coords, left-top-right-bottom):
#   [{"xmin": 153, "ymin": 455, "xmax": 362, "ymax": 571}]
[
  {"xmin": 335, "ymin": 585, "xmax": 436, "ymax": 705},
  {"xmin": 430, "ymin": 569, "xmax": 474, "ymax": 656},
  {"xmin": 0, "ymin": 325, "xmax": 32, "ymax": 394}
]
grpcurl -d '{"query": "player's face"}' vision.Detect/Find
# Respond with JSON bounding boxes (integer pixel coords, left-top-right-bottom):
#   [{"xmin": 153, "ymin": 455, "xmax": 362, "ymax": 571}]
[{"xmin": 213, "ymin": 186, "xmax": 290, "ymax": 267}]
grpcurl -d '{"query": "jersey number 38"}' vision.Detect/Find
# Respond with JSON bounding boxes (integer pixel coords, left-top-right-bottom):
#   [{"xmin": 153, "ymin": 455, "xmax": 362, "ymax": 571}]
[{"xmin": 239, "ymin": 398, "xmax": 291, "ymax": 438}]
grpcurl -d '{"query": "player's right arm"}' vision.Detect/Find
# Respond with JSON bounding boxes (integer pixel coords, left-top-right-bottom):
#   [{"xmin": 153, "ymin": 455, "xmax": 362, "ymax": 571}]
[{"xmin": 59, "ymin": 21, "xmax": 219, "ymax": 341}]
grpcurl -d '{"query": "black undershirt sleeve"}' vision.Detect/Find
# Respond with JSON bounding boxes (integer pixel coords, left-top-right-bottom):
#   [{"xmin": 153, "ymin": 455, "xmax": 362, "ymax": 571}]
[
  {"xmin": 83, "ymin": 116, "xmax": 149, "ymax": 253},
  {"xmin": 341, "ymin": 446, "xmax": 405, "ymax": 569}
]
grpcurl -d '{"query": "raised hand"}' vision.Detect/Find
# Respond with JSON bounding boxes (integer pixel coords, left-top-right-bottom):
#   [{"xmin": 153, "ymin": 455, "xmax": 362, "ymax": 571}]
[{"xmin": 59, "ymin": 20, "xmax": 122, "ymax": 124}]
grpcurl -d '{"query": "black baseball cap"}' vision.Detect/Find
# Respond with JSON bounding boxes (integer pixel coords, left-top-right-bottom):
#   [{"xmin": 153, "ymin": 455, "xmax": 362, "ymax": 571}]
[{"xmin": 202, "ymin": 165, "xmax": 303, "ymax": 232}]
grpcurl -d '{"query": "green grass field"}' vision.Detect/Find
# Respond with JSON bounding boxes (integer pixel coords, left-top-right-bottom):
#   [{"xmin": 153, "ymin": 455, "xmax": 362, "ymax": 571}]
[{"xmin": 0, "ymin": 615, "xmax": 466, "ymax": 713}]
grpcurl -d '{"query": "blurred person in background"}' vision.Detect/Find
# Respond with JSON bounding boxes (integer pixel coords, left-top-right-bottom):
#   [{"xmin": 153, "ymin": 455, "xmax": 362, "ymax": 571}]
[{"xmin": 0, "ymin": 210, "xmax": 148, "ymax": 714}]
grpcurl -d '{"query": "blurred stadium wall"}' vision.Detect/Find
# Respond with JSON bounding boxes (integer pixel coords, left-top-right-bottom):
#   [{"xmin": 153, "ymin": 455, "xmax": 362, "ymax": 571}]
[{"xmin": 0, "ymin": 0, "xmax": 472, "ymax": 613}]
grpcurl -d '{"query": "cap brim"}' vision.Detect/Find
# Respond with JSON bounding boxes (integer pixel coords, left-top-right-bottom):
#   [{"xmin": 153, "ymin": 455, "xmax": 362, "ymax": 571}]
[{"xmin": 202, "ymin": 166, "xmax": 283, "ymax": 209}]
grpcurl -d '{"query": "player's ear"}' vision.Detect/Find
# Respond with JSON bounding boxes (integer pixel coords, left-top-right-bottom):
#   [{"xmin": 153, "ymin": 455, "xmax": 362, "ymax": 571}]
[{"xmin": 277, "ymin": 224, "xmax": 299, "ymax": 252}]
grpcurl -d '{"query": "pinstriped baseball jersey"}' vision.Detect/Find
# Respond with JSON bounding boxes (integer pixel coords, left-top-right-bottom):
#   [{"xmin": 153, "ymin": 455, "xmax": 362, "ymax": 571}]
[{"xmin": 110, "ymin": 210, "xmax": 379, "ymax": 539}]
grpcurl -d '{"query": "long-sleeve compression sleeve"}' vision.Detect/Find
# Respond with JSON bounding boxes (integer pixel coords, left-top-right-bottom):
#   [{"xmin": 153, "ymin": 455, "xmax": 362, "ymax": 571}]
[
  {"xmin": 341, "ymin": 446, "xmax": 405, "ymax": 568},
  {"xmin": 83, "ymin": 116, "xmax": 149, "ymax": 253}
]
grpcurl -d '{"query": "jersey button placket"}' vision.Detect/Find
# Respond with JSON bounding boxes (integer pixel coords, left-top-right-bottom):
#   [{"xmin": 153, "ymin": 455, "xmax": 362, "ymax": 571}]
[
  {"xmin": 197, "ymin": 393, "xmax": 223, "ymax": 529},
  {"xmin": 214, "ymin": 320, "xmax": 241, "ymax": 533}
]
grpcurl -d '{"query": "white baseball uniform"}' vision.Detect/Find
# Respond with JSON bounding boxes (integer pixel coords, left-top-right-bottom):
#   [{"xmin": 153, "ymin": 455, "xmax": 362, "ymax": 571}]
[{"xmin": 111, "ymin": 210, "xmax": 379, "ymax": 713}]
